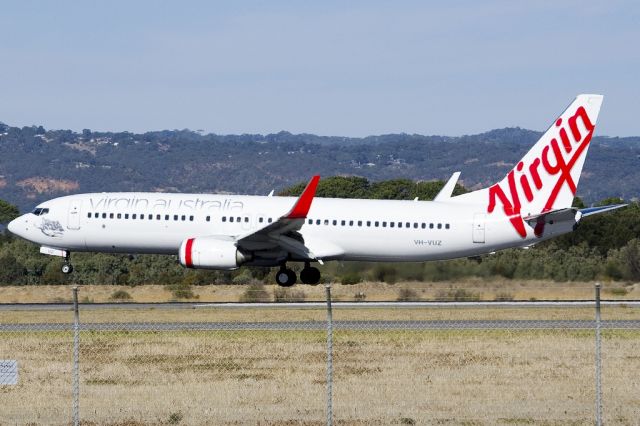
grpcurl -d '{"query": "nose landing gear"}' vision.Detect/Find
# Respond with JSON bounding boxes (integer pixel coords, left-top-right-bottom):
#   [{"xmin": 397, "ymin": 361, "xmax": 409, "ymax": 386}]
[{"xmin": 61, "ymin": 253, "xmax": 74, "ymax": 274}]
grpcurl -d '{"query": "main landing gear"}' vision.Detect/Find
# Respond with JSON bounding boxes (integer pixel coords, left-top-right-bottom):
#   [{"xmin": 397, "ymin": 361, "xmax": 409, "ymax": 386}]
[
  {"xmin": 61, "ymin": 253, "xmax": 74, "ymax": 274},
  {"xmin": 275, "ymin": 262, "xmax": 321, "ymax": 287}
]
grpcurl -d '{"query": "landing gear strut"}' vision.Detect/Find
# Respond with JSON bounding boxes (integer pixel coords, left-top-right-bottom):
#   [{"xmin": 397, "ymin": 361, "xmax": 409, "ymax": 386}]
[
  {"xmin": 275, "ymin": 266, "xmax": 297, "ymax": 287},
  {"xmin": 61, "ymin": 253, "xmax": 74, "ymax": 274}
]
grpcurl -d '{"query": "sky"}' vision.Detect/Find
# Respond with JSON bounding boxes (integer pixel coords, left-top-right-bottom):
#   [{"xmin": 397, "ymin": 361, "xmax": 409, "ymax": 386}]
[{"xmin": 0, "ymin": 1, "xmax": 638, "ymax": 137}]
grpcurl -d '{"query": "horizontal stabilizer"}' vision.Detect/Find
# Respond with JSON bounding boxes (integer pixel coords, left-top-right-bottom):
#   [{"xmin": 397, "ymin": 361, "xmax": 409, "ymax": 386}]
[
  {"xmin": 579, "ymin": 204, "xmax": 627, "ymax": 217},
  {"xmin": 434, "ymin": 172, "xmax": 461, "ymax": 201}
]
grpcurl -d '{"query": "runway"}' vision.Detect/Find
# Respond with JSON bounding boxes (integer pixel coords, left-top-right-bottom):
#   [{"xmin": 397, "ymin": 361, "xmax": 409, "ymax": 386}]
[
  {"xmin": 2, "ymin": 319, "xmax": 640, "ymax": 332},
  {"xmin": 2, "ymin": 300, "xmax": 640, "ymax": 310}
]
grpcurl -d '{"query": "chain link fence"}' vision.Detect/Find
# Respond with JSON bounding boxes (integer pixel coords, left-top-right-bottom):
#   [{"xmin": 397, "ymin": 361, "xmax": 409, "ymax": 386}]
[{"xmin": 1, "ymin": 284, "xmax": 639, "ymax": 424}]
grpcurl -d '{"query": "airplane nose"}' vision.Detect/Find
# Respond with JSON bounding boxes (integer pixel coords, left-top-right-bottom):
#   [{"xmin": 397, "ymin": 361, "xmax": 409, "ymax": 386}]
[{"xmin": 7, "ymin": 218, "xmax": 19, "ymax": 235}]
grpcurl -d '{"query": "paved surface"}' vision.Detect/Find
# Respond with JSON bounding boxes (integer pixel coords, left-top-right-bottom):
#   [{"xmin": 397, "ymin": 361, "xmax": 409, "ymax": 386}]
[
  {"xmin": 2, "ymin": 320, "xmax": 640, "ymax": 332},
  {"xmin": 2, "ymin": 300, "xmax": 640, "ymax": 310}
]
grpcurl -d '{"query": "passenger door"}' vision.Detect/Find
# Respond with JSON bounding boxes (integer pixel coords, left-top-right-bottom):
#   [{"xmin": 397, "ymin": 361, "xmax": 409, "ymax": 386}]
[{"xmin": 67, "ymin": 199, "xmax": 82, "ymax": 230}]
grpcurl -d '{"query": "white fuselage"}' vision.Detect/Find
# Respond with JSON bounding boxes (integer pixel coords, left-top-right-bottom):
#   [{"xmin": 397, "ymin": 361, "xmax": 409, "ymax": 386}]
[{"xmin": 7, "ymin": 191, "xmax": 568, "ymax": 265}]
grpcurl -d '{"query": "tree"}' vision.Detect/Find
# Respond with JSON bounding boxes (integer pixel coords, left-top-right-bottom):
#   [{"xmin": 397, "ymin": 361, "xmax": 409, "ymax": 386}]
[{"xmin": 0, "ymin": 200, "xmax": 19, "ymax": 224}]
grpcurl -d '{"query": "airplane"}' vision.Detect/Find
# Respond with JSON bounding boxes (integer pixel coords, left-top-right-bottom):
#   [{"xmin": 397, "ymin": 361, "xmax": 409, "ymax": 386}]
[{"xmin": 7, "ymin": 94, "xmax": 626, "ymax": 286}]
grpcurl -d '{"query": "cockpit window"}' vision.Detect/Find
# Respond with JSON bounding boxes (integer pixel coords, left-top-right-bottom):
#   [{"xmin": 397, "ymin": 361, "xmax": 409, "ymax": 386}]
[{"xmin": 31, "ymin": 207, "xmax": 50, "ymax": 216}]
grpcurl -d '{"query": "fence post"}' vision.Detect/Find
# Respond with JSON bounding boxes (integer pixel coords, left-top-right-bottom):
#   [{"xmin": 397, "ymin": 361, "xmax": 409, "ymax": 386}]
[
  {"xmin": 325, "ymin": 284, "xmax": 333, "ymax": 426},
  {"xmin": 594, "ymin": 282, "xmax": 602, "ymax": 426},
  {"xmin": 72, "ymin": 286, "xmax": 80, "ymax": 426}
]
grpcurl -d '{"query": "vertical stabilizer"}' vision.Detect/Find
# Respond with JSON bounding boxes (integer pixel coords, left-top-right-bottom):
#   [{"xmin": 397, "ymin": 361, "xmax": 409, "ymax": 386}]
[{"xmin": 452, "ymin": 94, "xmax": 603, "ymax": 238}]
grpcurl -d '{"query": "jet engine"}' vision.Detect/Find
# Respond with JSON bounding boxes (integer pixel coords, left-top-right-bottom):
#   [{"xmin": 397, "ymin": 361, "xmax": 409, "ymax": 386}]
[{"xmin": 179, "ymin": 237, "xmax": 250, "ymax": 270}]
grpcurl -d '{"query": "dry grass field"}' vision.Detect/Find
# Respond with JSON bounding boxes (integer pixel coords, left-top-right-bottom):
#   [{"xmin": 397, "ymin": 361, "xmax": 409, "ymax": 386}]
[
  {"xmin": 1, "ymin": 306, "xmax": 640, "ymax": 425},
  {"xmin": 0, "ymin": 279, "xmax": 637, "ymax": 304}
]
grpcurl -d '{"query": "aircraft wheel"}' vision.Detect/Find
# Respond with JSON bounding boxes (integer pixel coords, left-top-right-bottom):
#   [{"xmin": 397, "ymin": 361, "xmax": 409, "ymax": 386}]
[
  {"xmin": 61, "ymin": 263, "xmax": 74, "ymax": 274},
  {"xmin": 276, "ymin": 268, "xmax": 297, "ymax": 287},
  {"xmin": 300, "ymin": 266, "xmax": 321, "ymax": 285}
]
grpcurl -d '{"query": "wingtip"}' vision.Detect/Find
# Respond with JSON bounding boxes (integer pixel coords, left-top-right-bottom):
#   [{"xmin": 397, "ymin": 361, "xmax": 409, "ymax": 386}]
[{"xmin": 286, "ymin": 175, "xmax": 321, "ymax": 219}]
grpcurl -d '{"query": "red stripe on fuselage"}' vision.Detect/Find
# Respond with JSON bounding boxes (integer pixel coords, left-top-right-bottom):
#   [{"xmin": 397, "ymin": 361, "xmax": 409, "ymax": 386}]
[{"xmin": 185, "ymin": 238, "xmax": 195, "ymax": 268}]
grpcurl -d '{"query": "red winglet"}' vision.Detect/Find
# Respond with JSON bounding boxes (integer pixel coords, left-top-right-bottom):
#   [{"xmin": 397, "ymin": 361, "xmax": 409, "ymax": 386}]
[{"xmin": 286, "ymin": 175, "xmax": 320, "ymax": 219}]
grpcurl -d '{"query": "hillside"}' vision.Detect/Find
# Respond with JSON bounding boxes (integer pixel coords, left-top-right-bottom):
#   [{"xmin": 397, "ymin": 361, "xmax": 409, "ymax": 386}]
[{"xmin": 0, "ymin": 122, "xmax": 639, "ymax": 212}]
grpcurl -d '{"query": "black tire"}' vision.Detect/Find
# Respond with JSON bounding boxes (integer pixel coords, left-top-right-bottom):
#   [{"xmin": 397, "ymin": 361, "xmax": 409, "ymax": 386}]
[
  {"xmin": 61, "ymin": 264, "xmax": 74, "ymax": 274},
  {"xmin": 276, "ymin": 268, "xmax": 296, "ymax": 287},
  {"xmin": 300, "ymin": 267, "xmax": 321, "ymax": 285}
]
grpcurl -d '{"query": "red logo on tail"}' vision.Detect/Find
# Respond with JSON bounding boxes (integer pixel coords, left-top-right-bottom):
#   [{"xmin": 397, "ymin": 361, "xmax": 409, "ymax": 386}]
[{"xmin": 487, "ymin": 106, "xmax": 595, "ymax": 238}]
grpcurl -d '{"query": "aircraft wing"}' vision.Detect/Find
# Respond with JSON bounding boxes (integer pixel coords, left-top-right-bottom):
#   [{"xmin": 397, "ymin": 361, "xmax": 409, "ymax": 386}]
[{"xmin": 233, "ymin": 175, "xmax": 340, "ymax": 262}]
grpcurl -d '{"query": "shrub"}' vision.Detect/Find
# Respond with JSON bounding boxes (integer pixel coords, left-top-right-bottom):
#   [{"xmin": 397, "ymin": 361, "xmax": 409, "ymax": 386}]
[
  {"xmin": 435, "ymin": 289, "xmax": 479, "ymax": 302},
  {"xmin": 607, "ymin": 287, "xmax": 629, "ymax": 296},
  {"xmin": 340, "ymin": 273, "xmax": 362, "ymax": 285},
  {"xmin": 110, "ymin": 290, "xmax": 132, "ymax": 301},
  {"xmin": 354, "ymin": 291, "xmax": 366, "ymax": 302},
  {"xmin": 494, "ymin": 292, "xmax": 514, "ymax": 301},
  {"xmin": 165, "ymin": 283, "xmax": 198, "ymax": 300},
  {"xmin": 240, "ymin": 283, "xmax": 270, "ymax": 303},
  {"xmin": 397, "ymin": 288, "xmax": 419, "ymax": 302},
  {"xmin": 168, "ymin": 412, "xmax": 183, "ymax": 424},
  {"xmin": 274, "ymin": 288, "xmax": 306, "ymax": 302}
]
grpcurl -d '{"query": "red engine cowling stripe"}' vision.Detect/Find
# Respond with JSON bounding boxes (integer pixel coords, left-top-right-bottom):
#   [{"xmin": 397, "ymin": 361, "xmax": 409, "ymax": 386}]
[{"xmin": 185, "ymin": 238, "xmax": 195, "ymax": 268}]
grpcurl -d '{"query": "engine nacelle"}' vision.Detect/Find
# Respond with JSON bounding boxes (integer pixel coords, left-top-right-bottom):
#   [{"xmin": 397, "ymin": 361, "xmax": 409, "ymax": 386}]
[{"xmin": 179, "ymin": 237, "xmax": 250, "ymax": 270}]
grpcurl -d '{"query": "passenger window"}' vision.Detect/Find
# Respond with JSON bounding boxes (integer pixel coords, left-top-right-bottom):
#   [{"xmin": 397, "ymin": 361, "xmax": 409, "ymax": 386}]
[
  {"xmin": 332, "ymin": 220, "xmax": 337, "ymax": 225},
  {"xmin": 268, "ymin": 218, "xmax": 273, "ymax": 223},
  {"xmin": 357, "ymin": 221, "xmax": 362, "ymax": 226},
  {"xmin": 308, "ymin": 219, "xmax": 312, "ymax": 225},
  {"xmin": 349, "ymin": 220, "xmax": 354, "ymax": 226},
  {"xmin": 366, "ymin": 221, "xmax": 371, "ymax": 227},
  {"xmin": 173, "ymin": 215, "xmax": 178, "ymax": 221},
  {"xmin": 437, "ymin": 223, "xmax": 442, "ymax": 229},
  {"xmin": 429, "ymin": 223, "xmax": 434, "ymax": 229},
  {"xmin": 445, "ymin": 223, "xmax": 450, "ymax": 229},
  {"xmin": 244, "ymin": 217, "xmax": 249, "ymax": 223},
  {"xmin": 181, "ymin": 215, "xmax": 186, "ymax": 221},
  {"xmin": 140, "ymin": 214, "xmax": 144, "ymax": 220},
  {"xmin": 229, "ymin": 217, "xmax": 234, "ymax": 222},
  {"xmin": 156, "ymin": 214, "xmax": 161, "ymax": 220},
  {"xmin": 147, "ymin": 214, "xmax": 152, "ymax": 220},
  {"xmin": 189, "ymin": 216, "xmax": 194, "ymax": 221},
  {"xmin": 375, "ymin": 221, "xmax": 379, "ymax": 227},
  {"xmin": 414, "ymin": 223, "xmax": 418, "ymax": 229},
  {"xmin": 324, "ymin": 220, "xmax": 329, "ymax": 225},
  {"xmin": 117, "ymin": 213, "xmax": 122, "ymax": 219},
  {"xmin": 87, "ymin": 213, "xmax": 91, "ymax": 218},
  {"xmin": 382, "ymin": 222, "xmax": 387, "ymax": 227},
  {"xmin": 421, "ymin": 223, "xmax": 426, "ymax": 229},
  {"xmin": 259, "ymin": 217, "xmax": 264, "ymax": 223},
  {"xmin": 341, "ymin": 220, "xmax": 345, "ymax": 226},
  {"xmin": 406, "ymin": 222, "xmax": 410, "ymax": 228},
  {"xmin": 222, "ymin": 216, "xmax": 226, "ymax": 222},
  {"xmin": 397, "ymin": 222, "xmax": 401, "ymax": 228},
  {"xmin": 109, "ymin": 213, "xmax": 114, "ymax": 219},
  {"xmin": 236, "ymin": 217, "xmax": 241, "ymax": 222},
  {"xmin": 316, "ymin": 219, "xmax": 321, "ymax": 225},
  {"xmin": 164, "ymin": 215, "xmax": 168, "ymax": 220},
  {"xmin": 94, "ymin": 213, "xmax": 99, "ymax": 218},
  {"xmin": 206, "ymin": 216, "xmax": 211, "ymax": 222},
  {"xmin": 102, "ymin": 213, "xmax": 107, "ymax": 219},
  {"xmin": 390, "ymin": 222, "xmax": 395, "ymax": 228},
  {"xmin": 125, "ymin": 214, "xmax": 129, "ymax": 219}
]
